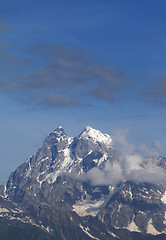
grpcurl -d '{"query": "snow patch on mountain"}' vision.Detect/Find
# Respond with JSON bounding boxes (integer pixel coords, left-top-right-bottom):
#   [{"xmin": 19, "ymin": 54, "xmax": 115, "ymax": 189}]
[
  {"xmin": 126, "ymin": 217, "xmax": 140, "ymax": 232},
  {"xmin": 108, "ymin": 231, "xmax": 120, "ymax": 239},
  {"xmin": 161, "ymin": 191, "xmax": 166, "ymax": 204},
  {"xmin": 59, "ymin": 147, "xmax": 73, "ymax": 170},
  {"xmin": 45, "ymin": 171, "xmax": 60, "ymax": 184},
  {"xmin": 0, "ymin": 205, "xmax": 52, "ymax": 233},
  {"xmin": 72, "ymin": 192, "xmax": 112, "ymax": 217},
  {"xmin": 73, "ymin": 199, "xmax": 105, "ymax": 217},
  {"xmin": 0, "ymin": 185, "xmax": 8, "ymax": 199},
  {"xmin": 0, "ymin": 208, "xmax": 9, "ymax": 213},
  {"xmin": 164, "ymin": 212, "xmax": 166, "ymax": 224},
  {"xmin": 146, "ymin": 219, "xmax": 163, "ymax": 235},
  {"xmin": 79, "ymin": 225, "xmax": 100, "ymax": 240}
]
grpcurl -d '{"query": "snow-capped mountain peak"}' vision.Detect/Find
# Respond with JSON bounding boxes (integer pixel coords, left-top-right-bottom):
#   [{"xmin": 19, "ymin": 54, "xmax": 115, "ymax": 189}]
[
  {"xmin": 53, "ymin": 125, "xmax": 64, "ymax": 132},
  {"xmin": 79, "ymin": 126, "xmax": 112, "ymax": 146},
  {"xmin": 44, "ymin": 126, "xmax": 67, "ymax": 146},
  {"xmin": 3, "ymin": 126, "xmax": 166, "ymax": 239}
]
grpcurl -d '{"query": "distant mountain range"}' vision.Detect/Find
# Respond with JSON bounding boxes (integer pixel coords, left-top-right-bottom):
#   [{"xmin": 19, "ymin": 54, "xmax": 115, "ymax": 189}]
[{"xmin": 0, "ymin": 126, "xmax": 166, "ymax": 240}]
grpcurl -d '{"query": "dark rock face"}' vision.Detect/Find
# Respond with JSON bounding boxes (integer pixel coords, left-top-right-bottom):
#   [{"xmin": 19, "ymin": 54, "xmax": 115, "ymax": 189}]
[
  {"xmin": 98, "ymin": 182, "xmax": 166, "ymax": 233},
  {"xmin": 0, "ymin": 126, "xmax": 166, "ymax": 239},
  {"xmin": 157, "ymin": 156, "xmax": 166, "ymax": 170}
]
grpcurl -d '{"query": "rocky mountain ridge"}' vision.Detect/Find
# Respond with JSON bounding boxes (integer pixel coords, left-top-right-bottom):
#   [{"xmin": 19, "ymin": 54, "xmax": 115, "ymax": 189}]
[{"xmin": 0, "ymin": 126, "xmax": 166, "ymax": 240}]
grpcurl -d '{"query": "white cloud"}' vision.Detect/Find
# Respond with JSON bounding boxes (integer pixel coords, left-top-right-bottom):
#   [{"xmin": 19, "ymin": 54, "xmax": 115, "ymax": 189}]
[{"xmin": 81, "ymin": 129, "xmax": 166, "ymax": 186}]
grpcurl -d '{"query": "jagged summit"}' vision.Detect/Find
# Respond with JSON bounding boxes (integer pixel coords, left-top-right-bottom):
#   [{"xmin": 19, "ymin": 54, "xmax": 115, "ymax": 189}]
[
  {"xmin": 7, "ymin": 125, "xmax": 114, "ymax": 189},
  {"xmin": 53, "ymin": 125, "xmax": 64, "ymax": 132},
  {"xmin": 43, "ymin": 126, "xmax": 67, "ymax": 146},
  {"xmin": 46, "ymin": 125, "xmax": 112, "ymax": 147},
  {"xmin": 52, "ymin": 126, "xmax": 66, "ymax": 137},
  {"xmin": 79, "ymin": 125, "xmax": 112, "ymax": 146}
]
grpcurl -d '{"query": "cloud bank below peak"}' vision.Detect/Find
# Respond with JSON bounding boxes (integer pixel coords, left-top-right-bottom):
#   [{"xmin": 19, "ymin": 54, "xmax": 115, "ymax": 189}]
[{"xmin": 78, "ymin": 129, "xmax": 166, "ymax": 186}]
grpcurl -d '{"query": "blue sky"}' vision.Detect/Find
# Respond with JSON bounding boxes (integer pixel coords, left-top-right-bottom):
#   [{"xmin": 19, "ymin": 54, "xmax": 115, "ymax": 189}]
[{"xmin": 0, "ymin": 0, "xmax": 166, "ymax": 184}]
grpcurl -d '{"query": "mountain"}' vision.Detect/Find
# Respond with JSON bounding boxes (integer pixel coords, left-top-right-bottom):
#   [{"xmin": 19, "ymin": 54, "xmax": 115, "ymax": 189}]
[{"xmin": 0, "ymin": 126, "xmax": 166, "ymax": 240}]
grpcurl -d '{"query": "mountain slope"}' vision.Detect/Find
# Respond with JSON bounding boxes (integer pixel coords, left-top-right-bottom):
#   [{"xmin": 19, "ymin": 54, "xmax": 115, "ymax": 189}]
[{"xmin": 0, "ymin": 126, "xmax": 166, "ymax": 239}]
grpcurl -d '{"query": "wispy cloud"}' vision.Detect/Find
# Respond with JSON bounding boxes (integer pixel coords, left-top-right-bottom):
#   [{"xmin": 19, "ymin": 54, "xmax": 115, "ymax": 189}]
[
  {"xmin": 41, "ymin": 93, "xmax": 81, "ymax": 107},
  {"xmin": 0, "ymin": 42, "xmax": 131, "ymax": 108},
  {"xmin": 143, "ymin": 77, "xmax": 166, "ymax": 105}
]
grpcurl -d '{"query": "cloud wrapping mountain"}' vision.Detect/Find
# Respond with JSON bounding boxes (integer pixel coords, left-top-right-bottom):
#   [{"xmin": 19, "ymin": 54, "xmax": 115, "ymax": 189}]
[{"xmin": 79, "ymin": 128, "xmax": 166, "ymax": 186}]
